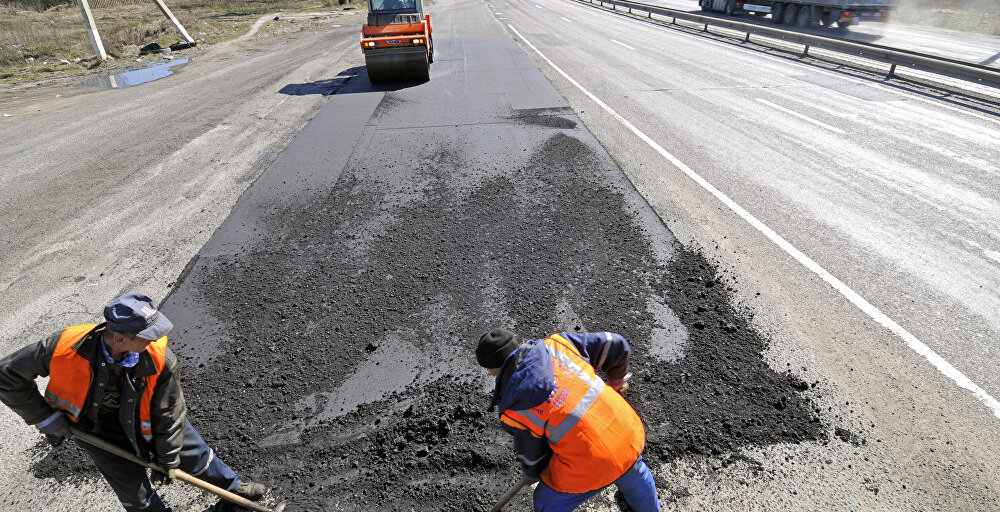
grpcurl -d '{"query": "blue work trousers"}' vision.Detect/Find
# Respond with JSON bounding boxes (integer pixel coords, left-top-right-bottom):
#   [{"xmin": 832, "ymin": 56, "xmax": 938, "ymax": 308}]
[
  {"xmin": 79, "ymin": 421, "xmax": 241, "ymax": 512},
  {"xmin": 533, "ymin": 457, "xmax": 660, "ymax": 512}
]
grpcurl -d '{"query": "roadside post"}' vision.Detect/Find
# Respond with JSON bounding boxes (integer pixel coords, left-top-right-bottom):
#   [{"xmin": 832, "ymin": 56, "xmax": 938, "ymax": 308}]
[
  {"xmin": 151, "ymin": 0, "xmax": 196, "ymax": 44},
  {"xmin": 76, "ymin": 0, "xmax": 196, "ymax": 62},
  {"xmin": 77, "ymin": 0, "xmax": 108, "ymax": 61}
]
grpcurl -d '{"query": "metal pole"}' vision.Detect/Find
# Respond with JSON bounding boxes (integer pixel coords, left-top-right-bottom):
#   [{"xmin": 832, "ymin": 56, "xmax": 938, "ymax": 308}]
[
  {"xmin": 802, "ymin": 44, "xmax": 810, "ymax": 56},
  {"xmin": 888, "ymin": 63, "xmax": 897, "ymax": 78},
  {"xmin": 744, "ymin": 32, "xmax": 750, "ymax": 42},
  {"xmin": 77, "ymin": 0, "xmax": 108, "ymax": 61},
  {"xmin": 151, "ymin": 0, "xmax": 195, "ymax": 43}
]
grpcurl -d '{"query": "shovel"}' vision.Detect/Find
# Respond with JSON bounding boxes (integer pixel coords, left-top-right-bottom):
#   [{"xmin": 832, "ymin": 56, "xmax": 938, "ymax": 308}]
[
  {"xmin": 490, "ymin": 476, "xmax": 534, "ymax": 512},
  {"xmin": 70, "ymin": 427, "xmax": 286, "ymax": 512}
]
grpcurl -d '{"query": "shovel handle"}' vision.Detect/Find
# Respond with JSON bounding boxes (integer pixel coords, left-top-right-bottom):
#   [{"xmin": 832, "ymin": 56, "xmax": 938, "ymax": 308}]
[
  {"xmin": 491, "ymin": 476, "xmax": 534, "ymax": 512},
  {"xmin": 69, "ymin": 427, "xmax": 280, "ymax": 512}
]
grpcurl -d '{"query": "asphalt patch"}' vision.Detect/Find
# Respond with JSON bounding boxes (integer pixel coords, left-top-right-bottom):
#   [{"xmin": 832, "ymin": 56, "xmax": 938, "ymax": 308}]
[
  {"xmin": 512, "ymin": 114, "xmax": 578, "ymax": 129},
  {"xmin": 25, "ymin": 131, "xmax": 827, "ymax": 509},
  {"xmin": 149, "ymin": 130, "xmax": 825, "ymax": 510},
  {"xmin": 28, "ymin": 441, "xmax": 101, "ymax": 484}
]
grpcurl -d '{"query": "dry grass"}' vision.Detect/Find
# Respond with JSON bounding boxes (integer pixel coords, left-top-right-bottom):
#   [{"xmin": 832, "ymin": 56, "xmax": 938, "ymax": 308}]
[{"xmin": 0, "ymin": 0, "xmax": 363, "ymax": 82}]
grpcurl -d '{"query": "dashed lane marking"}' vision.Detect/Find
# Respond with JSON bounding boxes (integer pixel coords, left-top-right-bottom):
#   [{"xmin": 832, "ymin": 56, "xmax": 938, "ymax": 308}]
[
  {"xmin": 506, "ymin": 22, "xmax": 1000, "ymax": 420},
  {"xmin": 756, "ymin": 98, "xmax": 847, "ymax": 134},
  {"xmin": 610, "ymin": 38, "xmax": 636, "ymax": 51}
]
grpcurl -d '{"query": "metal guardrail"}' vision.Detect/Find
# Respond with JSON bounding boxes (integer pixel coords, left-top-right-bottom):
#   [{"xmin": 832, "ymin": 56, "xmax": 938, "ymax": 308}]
[{"xmin": 575, "ymin": 0, "xmax": 1000, "ymax": 89}]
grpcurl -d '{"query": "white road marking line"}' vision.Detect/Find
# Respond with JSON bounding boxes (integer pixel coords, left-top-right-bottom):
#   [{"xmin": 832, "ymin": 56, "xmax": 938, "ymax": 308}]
[
  {"xmin": 562, "ymin": 16, "xmax": 572, "ymax": 22},
  {"xmin": 984, "ymin": 250, "xmax": 1000, "ymax": 265},
  {"xmin": 610, "ymin": 38, "xmax": 636, "ymax": 51},
  {"xmin": 506, "ymin": 23, "xmax": 1000, "ymax": 420},
  {"xmin": 756, "ymin": 98, "xmax": 847, "ymax": 134},
  {"xmin": 558, "ymin": 0, "xmax": 1000, "ymax": 127}
]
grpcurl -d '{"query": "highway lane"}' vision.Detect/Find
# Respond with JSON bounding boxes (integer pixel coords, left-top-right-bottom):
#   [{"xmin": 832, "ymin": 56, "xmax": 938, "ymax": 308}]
[
  {"xmin": 492, "ymin": 0, "xmax": 1000, "ymax": 508},
  {"xmin": 643, "ymin": 0, "xmax": 1000, "ymax": 68}
]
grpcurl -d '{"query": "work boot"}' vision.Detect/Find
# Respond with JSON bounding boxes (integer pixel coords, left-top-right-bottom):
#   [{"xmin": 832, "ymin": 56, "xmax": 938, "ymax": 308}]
[
  {"xmin": 209, "ymin": 501, "xmax": 246, "ymax": 512},
  {"xmin": 234, "ymin": 481, "xmax": 269, "ymax": 502}
]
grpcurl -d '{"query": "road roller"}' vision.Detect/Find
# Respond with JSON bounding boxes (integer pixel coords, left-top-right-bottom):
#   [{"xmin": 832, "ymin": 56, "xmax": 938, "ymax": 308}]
[{"xmin": 360, "ymin": 0, "xmax": 433, "ymax": 83}]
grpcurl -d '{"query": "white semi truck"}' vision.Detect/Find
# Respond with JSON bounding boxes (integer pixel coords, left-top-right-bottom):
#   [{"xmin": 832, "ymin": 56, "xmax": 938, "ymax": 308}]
[{"xmin": 698, "ymin": 0, "xmax": 895, "ymax": 29}]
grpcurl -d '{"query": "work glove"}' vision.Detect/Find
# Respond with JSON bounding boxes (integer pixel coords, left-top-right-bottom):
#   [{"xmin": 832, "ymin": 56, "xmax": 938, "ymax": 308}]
[
  {"xmin": 150, "ymin": 468, "xmax": 177, "ymax": 487},
  {"xmin": 608, "ymin": 372, "xmax": 632, "ymax": 395},
  {"xmin": 35, "ymin": 411, "xmax": 70, "ymax": 446}
]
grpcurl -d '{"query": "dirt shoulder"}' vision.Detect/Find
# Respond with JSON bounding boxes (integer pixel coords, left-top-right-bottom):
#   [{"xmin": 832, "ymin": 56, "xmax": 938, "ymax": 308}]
[{"xmin": 0, "ymin": 0, "xmax": 365, "ymax": 86}]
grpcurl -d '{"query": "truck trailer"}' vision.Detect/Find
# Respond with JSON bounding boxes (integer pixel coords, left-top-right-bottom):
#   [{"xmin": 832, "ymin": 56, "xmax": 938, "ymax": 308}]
[{"xmin": 698, "ymin": 0, "xmax": 895, "ymax": 29}]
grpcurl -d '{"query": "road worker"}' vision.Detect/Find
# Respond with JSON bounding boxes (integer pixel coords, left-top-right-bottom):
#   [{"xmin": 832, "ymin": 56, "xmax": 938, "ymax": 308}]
[
  {"xmin": 476, "ymin": 328, "xmax": 660, "ymax": 512},
  {"xmin": 0, "ymin": 292, "xmax": 267, "ymax": 512}
]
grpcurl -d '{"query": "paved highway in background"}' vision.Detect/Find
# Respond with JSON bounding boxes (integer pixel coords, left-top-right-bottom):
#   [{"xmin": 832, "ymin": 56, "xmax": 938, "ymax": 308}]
[
  {"xmin": 493, "ymin": 0, "xmax": 1000, "ymax": 507},
  {"xmin": 642, "ymin": 0, "xmax": 1000, "ymax": 67}
]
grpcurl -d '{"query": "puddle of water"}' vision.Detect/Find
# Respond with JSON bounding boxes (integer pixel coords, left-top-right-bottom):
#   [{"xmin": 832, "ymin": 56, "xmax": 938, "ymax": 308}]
[{"xmin": 80, "ymin": 58, "xmax": 189, "ymax": 90}]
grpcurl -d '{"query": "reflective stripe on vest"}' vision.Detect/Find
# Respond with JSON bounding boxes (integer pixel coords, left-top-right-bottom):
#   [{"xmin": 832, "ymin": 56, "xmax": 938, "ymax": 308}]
[
  {"xmin": 543, "ymin": 337, "xmax": 605, "ymax": 444},
  {"xmin": 138, "ymin": 342, "xmax": 168, "ymax": 441},
  {"xmin": 507, "ymin": 334, "xmax": 604, "ymax": 443},
  {"xmin": 45, "ymin": 324, "xmax": 168, "ymax": 442},
  {"xmin": 500, "ymin": 333, "xmax": 645, "ymax": 493}
]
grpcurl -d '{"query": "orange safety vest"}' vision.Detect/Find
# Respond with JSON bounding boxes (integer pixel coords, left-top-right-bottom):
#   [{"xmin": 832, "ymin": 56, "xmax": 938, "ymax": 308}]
[
  {"xmin": 44, "ymin": 323, "xmax": 169, "ymax": 442},
  {"xmin": 500, "ymin": 333, "xmax": 646, "ymax": 493}
]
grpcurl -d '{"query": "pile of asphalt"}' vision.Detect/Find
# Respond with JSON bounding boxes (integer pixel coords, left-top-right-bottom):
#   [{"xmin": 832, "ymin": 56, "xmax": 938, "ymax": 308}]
[{"xmin": 29, "ymin": 132, "xmax": 828, "ymax": 510}]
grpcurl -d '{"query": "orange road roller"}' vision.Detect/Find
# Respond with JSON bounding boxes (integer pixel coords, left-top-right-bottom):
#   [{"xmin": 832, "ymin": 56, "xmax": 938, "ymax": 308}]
[{"xmin": 361, "ymin": 0, "xmax": 434, "ymax": 83}]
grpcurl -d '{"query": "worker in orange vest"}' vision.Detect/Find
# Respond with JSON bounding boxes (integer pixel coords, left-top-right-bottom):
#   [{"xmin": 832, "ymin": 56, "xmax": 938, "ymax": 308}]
[
  {"xmin": 476, "ymin": 328, "xmax": 660, "ymax": 511},
  {"xmin": 0, "ymin": 292, "xmax": 267, "ymax": 512}
]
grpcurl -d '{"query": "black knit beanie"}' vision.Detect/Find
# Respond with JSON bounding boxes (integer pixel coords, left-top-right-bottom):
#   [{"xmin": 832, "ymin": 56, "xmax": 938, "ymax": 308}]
[{"xmin": 476, "ymin": 328, "xmax": 518, "ymax": 369}]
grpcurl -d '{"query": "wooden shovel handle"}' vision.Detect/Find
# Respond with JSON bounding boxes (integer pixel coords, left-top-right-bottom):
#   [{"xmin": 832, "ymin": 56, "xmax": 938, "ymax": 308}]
[
  {"xmin": 491, "ymin": 476, "xmax": 535, "ymax": 512},
  {"xmin": 69, "ymin": 427, "xmax": 278, "ymax": 512}
]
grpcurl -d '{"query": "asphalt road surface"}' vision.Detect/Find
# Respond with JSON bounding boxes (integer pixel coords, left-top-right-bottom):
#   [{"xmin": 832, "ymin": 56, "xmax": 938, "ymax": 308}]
[
  {"xmin": 644, "ymin": 0, "xmax": 1000, "ymax": 68},
  {"xmin": 1, "ymin": 0, "xmax": 999, "ymax": 510}
]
